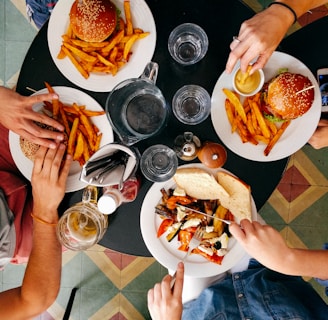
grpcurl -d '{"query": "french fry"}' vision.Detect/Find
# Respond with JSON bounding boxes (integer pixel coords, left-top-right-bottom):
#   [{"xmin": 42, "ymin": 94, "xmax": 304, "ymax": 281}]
[
  {"xmin": 123, "ymin": 34, "xmax": 139, "ymax": 60},
  {"xmin": 124, "ymin": 0, "xmax": 133, "ymax": 36},
  {"xmin": 250, "ymin": 101, "xmax": 271, "ymax": 139},
  {"xmin": 264, "ymin": 120, "xmax": 291, "ymax": 156},
  {"xmin": 44, "ymin": 82, "xmax": 59, "ymax": 119},
  {"xmin": 222, "ymin": 88, "xmax": 247, "ymax": 123},
  {"xmin": 61, "ymin": 46, "xmax": 89, "ymax": 79},
  {"xmin": 63, "ymin": 42, "xmax": 98, "ymax": 63},
  {"xmin": 67, "ymin": 117, "xmax": 79, "ymax": 155},
  {"xmin": 73, "ymin": 131, "xmax": 84, "ymax": 161}
]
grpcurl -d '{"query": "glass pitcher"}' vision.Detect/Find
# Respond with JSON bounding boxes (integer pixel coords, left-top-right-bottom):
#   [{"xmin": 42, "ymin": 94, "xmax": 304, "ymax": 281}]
[{"xmin": 56, "ymin": 186, "xmax": 108, "ymax": 251}]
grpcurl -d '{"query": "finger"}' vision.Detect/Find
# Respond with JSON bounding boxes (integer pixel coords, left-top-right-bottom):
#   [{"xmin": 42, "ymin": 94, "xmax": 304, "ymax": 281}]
[
  {"xmin": 318, "ymin": 119, "xmax": 328, "ymax": 126},
  {"xmin": 18, "ymin": 128, "xmax": 60, "ymax": 150},
  {"xmin": 147, "ymin": 288, "xmax": 154, "ymax": 305},
  {"xmin": 32, "ymin": 145, "xmax": 48, "ymax": 174},
  {"xmin": 173, "ymin": 262, "xmax": 184, "ymax": 298},
  {"xmin": 28, "ymin": 112, "xmax": 65, "ymax": 133},
  {"xmin": 26, "ymin": 92, "xmax": 59, "ymax": 106},
  {"xmin": 247, "ymin": 53, "xmax": 272, "ymax": 73},
  {"xmin": 58, "ymin": 151, "xmax": 72, "ymax": 185},
  {"xmin": 229, "ymin": 222, "xmax": 246, "ymax": 243}
]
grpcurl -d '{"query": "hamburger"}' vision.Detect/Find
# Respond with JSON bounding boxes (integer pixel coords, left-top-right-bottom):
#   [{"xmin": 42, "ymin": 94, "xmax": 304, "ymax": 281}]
[
  {"xmin": 69, "ymin": 0, "xmax": 117, "ymax": 42},
  {"xmin": 261, "ymin": 72, "xmax": 314, "ymax": 121},
  {"xmin": 20, "ymin": 122, "xmax": 68, "ymax": 161}
]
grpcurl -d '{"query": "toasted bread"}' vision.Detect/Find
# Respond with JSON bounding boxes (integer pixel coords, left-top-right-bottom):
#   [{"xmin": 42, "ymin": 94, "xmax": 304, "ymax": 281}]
[
  {"xmin": 173, "ymin": 168, "xmax": 229, "ymax": 200},
  {"xmin": 217, "ymin": 171, "xmax": 252, "ymax": 221}
]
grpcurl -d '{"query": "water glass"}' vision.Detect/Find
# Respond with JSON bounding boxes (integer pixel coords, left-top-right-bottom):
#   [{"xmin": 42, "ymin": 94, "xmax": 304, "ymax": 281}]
[
  {"xmin": 172, "ymin": 85, "xmax": 211, "ymax": 125},
  {"xmin": 140, "ymin": 145, "xmax": 178, "ymax": 182},
  {"xmin": 168, "ymin": 23, "xmax": 208, "ymax": 65}
]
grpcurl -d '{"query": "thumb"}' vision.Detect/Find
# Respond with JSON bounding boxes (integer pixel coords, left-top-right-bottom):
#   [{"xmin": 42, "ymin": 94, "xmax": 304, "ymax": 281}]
[{"xmin": 229, "ymin": 222, "xmax": 246, "ymax": 243}]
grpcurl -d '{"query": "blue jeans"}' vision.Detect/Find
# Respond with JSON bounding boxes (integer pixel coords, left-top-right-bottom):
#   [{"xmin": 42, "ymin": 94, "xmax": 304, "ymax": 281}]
[{"xmin": 182, "ymin": 259, "xmax": 328, "ymax": 320}]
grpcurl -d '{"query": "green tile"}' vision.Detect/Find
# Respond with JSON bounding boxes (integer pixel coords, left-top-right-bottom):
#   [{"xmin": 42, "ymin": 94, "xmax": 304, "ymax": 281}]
[
  {"xmin": 5, "ymin": 1, "xmax": 36, "ymax": 41},
  {"xmin": 302, "ymin": 145, "xmax": 328, "ymax": 181},
  {"xmin": 259, "ymin": 201, "xmax": 288, "ymax": 227},
  {"xmin": 61, "ymin": 252, "xmax": 83, "ymax": 288},
  {"xmin": 80, "ymin": 287, "xmax": 119, "ymax": 318},
  {"xmin": 2, "ymin": 263, "xmax": 25, "ymax": 286},
  {"xmin": 123, "ymin": 291, "xmax": 151, "ymax": 320},
  {"xmin": 0, "ymin": 1, "xmax": 4, "ymax": 41},
  {"xmin": 81, "ymin": 253, "xmax": 117, "ymax": 290}
]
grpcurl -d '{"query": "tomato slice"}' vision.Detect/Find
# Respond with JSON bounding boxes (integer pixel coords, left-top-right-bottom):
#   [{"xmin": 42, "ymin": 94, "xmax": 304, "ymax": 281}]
[
  {"xmin": 157, "ymin": 219, "xmax": 173, "ymax": 238},
  {"xmin": 193, "ymin": 248, "xmax": 225, "ymax": 265}
]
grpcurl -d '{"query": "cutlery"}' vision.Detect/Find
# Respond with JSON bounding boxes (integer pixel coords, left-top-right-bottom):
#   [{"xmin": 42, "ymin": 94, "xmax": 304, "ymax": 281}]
[
  {"xmin": 170, "ymin": 226, "xmax": 204, "ymax": 289},
  {"xmin": 177, "ymin": 205, "xmax": 233, "ymax": 225}
]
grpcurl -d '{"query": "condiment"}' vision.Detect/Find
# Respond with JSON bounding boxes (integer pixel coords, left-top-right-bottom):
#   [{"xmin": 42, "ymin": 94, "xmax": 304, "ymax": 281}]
[
  {"xmin": 97, "ymin": 176, "xmax": 140, "ymax": 214},
  {"xmin": 234, "ymin": 69, "xmax": 261, "ymax": 94}
]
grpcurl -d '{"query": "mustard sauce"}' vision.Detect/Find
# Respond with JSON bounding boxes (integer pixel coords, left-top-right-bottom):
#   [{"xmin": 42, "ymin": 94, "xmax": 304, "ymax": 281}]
[{"xmin": 234, "ymin": 69, "xmax": 261, "ymax": 94}]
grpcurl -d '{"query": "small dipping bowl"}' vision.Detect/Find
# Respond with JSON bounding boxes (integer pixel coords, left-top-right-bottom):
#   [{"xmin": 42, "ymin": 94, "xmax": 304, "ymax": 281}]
[{"xmin": 233, "ymin": 67, "xmax": 265, "ymax": 97}]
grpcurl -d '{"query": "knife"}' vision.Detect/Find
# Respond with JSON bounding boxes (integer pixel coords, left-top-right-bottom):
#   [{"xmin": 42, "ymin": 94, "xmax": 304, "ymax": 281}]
[{"xmin": 177, "ymin": 205, "xmax": 233, "ymax": 225}]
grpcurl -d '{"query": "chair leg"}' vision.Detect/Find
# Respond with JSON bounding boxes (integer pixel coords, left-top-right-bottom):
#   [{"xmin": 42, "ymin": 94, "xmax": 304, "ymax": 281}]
[{"xmin": 63, "ymin": 287, "xmax": 78, "ymax": 320}]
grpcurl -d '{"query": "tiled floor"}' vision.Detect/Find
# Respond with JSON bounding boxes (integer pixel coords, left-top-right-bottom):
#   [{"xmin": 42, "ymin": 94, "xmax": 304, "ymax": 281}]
[{"xmin": 0, "ymin": 1, "xmax": 328, "ymax": 319}]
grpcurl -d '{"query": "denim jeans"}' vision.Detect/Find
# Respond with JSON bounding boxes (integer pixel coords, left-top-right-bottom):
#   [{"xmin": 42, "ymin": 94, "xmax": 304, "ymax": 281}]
[{"xmin": 183, "ymin": 260, "xmax": 328, "ymax": 320}]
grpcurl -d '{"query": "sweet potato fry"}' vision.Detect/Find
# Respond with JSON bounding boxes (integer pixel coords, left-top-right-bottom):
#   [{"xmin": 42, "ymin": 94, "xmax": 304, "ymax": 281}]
[
  {"xmin": 67, "ymin": 117, "xmax": 79, "ymax": 155},
  {"xmin": 61, "ymin": 46, "xmax": 89, "ymax": 79},
  {"xmin": 73, "ymin": 131, "xmax": 84, "ymax": 161},
  {"xmin": 264, "ymin": 120, "xmax": 291, "ymax": 156},
  {"xmin": 124, "ymin": 0, "xmax": 133, "ymax": 36},
  {"xmin": 44, "ymin": 82, "xmax": 59, "ymax": 119}
]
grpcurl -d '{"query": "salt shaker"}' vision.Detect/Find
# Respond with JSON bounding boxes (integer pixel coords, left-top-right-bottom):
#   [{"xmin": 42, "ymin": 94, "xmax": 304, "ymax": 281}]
[
  {"xmin": 173, "ymin": 132, "xmax": 201, "ymax": 161},
  {"xmin": 97, "ymin": 176, "xmax": 140, "ymax": 214}
]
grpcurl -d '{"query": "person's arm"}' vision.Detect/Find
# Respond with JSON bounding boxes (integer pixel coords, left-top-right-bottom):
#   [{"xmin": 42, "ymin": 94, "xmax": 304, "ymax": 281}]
[
  {"xmin": 0, "ymin": 143, "xmax": 71, "ymax": 319},
  {"xmin": 0, "ymin": 86, "xmax": 65, "ymax": 149},
  {"xmin": 230, "ymin": 220, "xmax": 328, "ymax": 279},
  {"xmin": 147, "ymin": 262, "xmax": 184, "ymax": 320},
  {"xmin": 308, "ymin": 119, "xmax": 328, "ymax": 149},
  {"xmin": 226, "ymin": 0, "xmax": 328, "ymax": 74}
]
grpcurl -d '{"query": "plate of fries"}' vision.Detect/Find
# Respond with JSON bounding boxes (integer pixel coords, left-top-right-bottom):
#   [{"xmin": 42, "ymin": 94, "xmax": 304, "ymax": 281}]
[
  {"xmin": 9, "ymin": 86, "xmax": 114, "ymax": 192},
  {"xmin": 48, "ymin": 0, "xmax": 156, "ymax": 92},
  {"xmin": 140, "ymin": 163, "xmax": 258, "ymax": 277},
  {"xmin": 211, "ymin": 51, "xmax": 321, "ymax": 161}
]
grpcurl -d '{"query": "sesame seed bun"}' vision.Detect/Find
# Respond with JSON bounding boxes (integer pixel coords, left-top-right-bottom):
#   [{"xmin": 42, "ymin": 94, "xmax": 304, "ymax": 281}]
[
  {"xmin": 266, "ymin": 72, "xmax": 314, "ymax": 120},
  {"xmin": 20, "ymin": 122, "xmax": 67, "ymax": 161},
  {"xmin": 69, "ymin": 0, "xmax": 117, "ymax": 43}
]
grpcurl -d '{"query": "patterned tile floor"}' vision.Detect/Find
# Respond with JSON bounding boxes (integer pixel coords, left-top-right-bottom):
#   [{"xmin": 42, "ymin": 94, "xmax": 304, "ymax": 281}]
[{"xmin": 0, "ymin": 1, "xmax": 328, "ymax": 319}]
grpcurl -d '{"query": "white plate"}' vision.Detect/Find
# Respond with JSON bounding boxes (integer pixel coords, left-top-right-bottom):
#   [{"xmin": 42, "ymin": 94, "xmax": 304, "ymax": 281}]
[
  {"xmin": 140, "ymin": 163, "xmax": 257, "ymax": 278},
  {"xmin": 211, "ymin": 51, "xmax": 321, "ymax": 162},
  {"xmin": 48, "ymin": 0, "xmax": 157, "ymax": 92},
  {"xmin": 9, "ymin": 86, "xmax": 114, "ymax": 193}
]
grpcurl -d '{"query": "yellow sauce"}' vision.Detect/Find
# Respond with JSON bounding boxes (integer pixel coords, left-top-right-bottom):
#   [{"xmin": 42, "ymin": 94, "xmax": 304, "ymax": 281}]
[{"xmin": 234, "ymin": 69, "xmax": 261, "ymax": 94}]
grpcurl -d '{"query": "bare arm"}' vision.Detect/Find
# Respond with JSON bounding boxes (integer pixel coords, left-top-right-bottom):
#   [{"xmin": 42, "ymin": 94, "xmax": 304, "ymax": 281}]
[
  {"xmin": 308, "ymin": 119, "xmax": 328, "ymax": 149},
  {"xmin": 148, "ymin": 262, "xmax": 184, "ymax": 320},
  {"xmin": 226, "ymin": 0, "xmax": 328, "ymax": 74},
  {"xmin": 0, "ymin": 143, "xmax": 71, "ymax": 319},
  {"xmin": 0, "ymin": 86, "xmax": 65, "ymax": 148},
  {"xmin": 230, "ymin": 220, "xmax": 328, "ymax": 279}
]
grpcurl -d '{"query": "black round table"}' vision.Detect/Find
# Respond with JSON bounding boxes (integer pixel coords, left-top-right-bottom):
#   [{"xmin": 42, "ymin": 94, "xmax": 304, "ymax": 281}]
[{"xmin": 16, "ymin": 0, "xmax": 288, "ymax": 256}]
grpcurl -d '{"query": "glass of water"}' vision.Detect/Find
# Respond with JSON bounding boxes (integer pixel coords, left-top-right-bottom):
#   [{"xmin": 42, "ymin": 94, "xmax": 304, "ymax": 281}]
[
  {"xmin": 172, "ymin": 84, "xmax": 211, "ymax": 125},
  {"xmin": 168, "ymin": 23, "xmax": 208, "ymax": 65},
  {"xmin": 140, "ymin": 145, "xmax": 178, "ymax": 182}
]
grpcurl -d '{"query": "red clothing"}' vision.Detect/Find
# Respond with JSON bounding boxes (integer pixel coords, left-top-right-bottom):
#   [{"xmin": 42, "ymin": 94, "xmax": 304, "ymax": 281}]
[{"xmin": 0, "ymin": 124, "xmax": 33, "ymax": 264}]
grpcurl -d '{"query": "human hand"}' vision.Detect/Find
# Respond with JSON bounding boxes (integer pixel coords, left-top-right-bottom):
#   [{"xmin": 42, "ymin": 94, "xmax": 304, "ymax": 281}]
[
  {"xmin": 308, "ymin": 119, "xmax": 328, "ymax": 149},
  {"xmin": 0, "ymin": 86, "xmax": 65, "ymax": 149},
  {"xmin": 225, "ymin": 6, "xmax": 293, "ymax": 74},
  {"xmin": 147, "ymin": 262, "xmax": 184, "ymax": 320},
  {"xmin": 31, "ymin": 143, "xmax": 72, "ymax": 223},
  {"xmin": 229, "ymin": 220, "xmax": 293, "ymax": 272}
]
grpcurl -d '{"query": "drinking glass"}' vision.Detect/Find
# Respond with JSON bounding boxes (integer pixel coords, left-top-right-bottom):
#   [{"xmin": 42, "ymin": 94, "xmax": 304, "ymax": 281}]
[
  {"xmin": 168, "ymin": 23, "xmax": 208, "ymax": 65},
  {"xmin": 172, "ymin": 84, "xmax": 211, "ymax": 125},
  {"xmin": 140, "ymin": 145, "xmax": 178, "ymax": 182}
]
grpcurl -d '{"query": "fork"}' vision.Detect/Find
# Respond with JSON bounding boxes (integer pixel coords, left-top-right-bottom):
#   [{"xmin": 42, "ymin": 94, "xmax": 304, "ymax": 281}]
[{"xmin": 170, "ymin": 225, "xmax": 204, "ymax": 289}]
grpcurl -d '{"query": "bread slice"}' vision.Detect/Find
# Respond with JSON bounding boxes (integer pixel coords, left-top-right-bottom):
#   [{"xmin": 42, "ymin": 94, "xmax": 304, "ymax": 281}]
[
  {"xmin": 217, "ymin": 171, "xmax": 252, "ymax": 221},
  {"xmin": 173, "ymin": 168, "xmax": 229, "ymax": 200}
]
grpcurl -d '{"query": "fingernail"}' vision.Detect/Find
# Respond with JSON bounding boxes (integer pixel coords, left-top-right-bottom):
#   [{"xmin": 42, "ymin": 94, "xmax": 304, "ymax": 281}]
[
  {"xmin": 59, "ymin": 143, "xmax": 66, "ymax": 149},
  {"xmin": 57, "ymin": 134, "xmax": 64, "ymax": 141},
  {"xmin": 49, "ymin": 143, "xmax": 57, "ymax": 149},
  {"xmin": 52, "ymin": 94, "xmax": 59, "ymax": 99}
]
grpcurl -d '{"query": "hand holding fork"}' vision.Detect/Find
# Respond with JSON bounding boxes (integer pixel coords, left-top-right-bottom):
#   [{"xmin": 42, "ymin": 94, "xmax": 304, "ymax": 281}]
[{"xmin": 170, "ymin": 225, "xmax": 204, "ymax": 289}]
